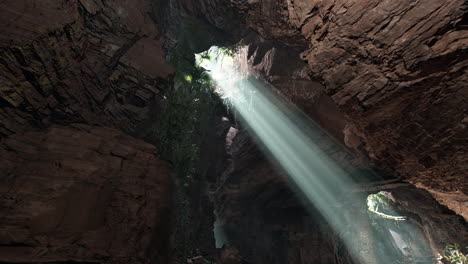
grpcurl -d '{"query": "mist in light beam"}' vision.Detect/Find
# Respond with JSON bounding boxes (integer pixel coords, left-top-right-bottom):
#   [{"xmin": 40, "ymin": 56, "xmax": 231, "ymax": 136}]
[{"xmin": 196, "ymin": 47, "xmax": 434, "ymax": 264}]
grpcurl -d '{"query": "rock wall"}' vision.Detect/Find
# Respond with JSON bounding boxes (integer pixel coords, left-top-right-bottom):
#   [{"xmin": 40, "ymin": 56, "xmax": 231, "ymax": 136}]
[
  {"xmin": 229, "ymin": 0, "xmax": 468, "ymax": 220},
  {"xmin": 170, "ymin": 111, "xmax": 231, "ymax": 262},
  {"xmin": 166, "ymin": 0, "xmax": 467, "ymax": 219},
  {"xmin": 0, "ymin": 0, "xmax": 466, "ymax": 263},
  {"xmin": 213, "ymin": 128, "xmax": 348, "ymax": 264},
  {"xmin": 164, "ymin": 0, "xmax": 468, "ymax": 262},
  {"xmin": 213, "ymin": 127, "xmax": 467, "ymax": 264},
  {"xmin": 0, "ymin": 1, "xmax": 177, "ymax": 263},
  {"xmin": 0, "ymin": 0, "xmax": 173, "ymax": 138},
  {"xmin": 0, "ymin": 124, "xmax": 172, "ymax": 263}
]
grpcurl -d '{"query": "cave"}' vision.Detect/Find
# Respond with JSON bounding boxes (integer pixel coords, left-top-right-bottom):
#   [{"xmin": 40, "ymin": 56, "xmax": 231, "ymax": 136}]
[{"xmin": 0, "ymin": 1, "xmax": 467, "ymax": 264}]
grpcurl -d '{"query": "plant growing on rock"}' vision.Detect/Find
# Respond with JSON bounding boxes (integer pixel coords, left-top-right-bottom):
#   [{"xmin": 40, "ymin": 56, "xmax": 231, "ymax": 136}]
[
  {"xmin": 367, "ymin": 191, "xmax": 406, "ymax": 221},
  {"xmin": 154, "ymin": 48, "xmax": 218, "ymax": 186},
  {"xmin": 442, "ymin": 244, "xmax": 468, "ymax": 264}
]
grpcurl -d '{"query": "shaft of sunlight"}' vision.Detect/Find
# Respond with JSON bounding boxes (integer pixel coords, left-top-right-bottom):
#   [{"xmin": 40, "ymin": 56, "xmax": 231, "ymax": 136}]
[{"xmin": 196, "ymin": 47, "xmax": 431, "ymax": 263}]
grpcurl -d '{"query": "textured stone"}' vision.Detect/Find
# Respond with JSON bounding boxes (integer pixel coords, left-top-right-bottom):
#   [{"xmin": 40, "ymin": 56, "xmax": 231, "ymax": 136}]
[
  {"xmin": 0, "ymin": 0, "xmax": 79, "ymax": 42},
  {"xmin": 1, "ymin": 1, "xmax": 467, "ymax": 263},
  {"xmin": 157, "ymin": 1, "xmax": 468, "ymax": 261},
  {"xmin": 0, "ymin": 124, "xmax": 172, "ymax": 263},
  {"xmin": 222, "ymin": 0, "xmax": 468, "ymax": 220},
  {"xmin": 213, "ymin": 127, "xmax": 467, "ymax": 263},
  {"xmin": 212, "ymin": 128, "xmax": 352, "ymax": 264},
  {"xmin": 0, "ymin": 0, "xmax": 173, "ymax": 138}
]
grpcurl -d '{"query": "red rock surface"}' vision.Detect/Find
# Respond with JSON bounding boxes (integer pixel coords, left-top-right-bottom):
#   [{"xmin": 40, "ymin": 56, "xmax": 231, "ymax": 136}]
[
  {"xmin": 0, "ymin": 1, "xmax": 179, "ymax": 263},
  {"xmin": 0, "ymin": 0, "xmax": 173, "ymax": 138},
  {"xmin": 213, "ymin": 127, "xmax": 467, "ymax": 264},
  {"xmin": 0, "ymin": 124, "xmax": 172, "ymax": 263},
  {"xmin": 0, "ymin": 1, "xmax": 181, "ymax": 263},
  {"xmin": 0, "ymin": 0, "xmax": 467, "ymax": 263},
  {"xmin": 226, "ymin": 0, "xmax": 468, "ymax": 220},
  {"xmin": 167, "ymin": 0, "xmax": 467, "ymax": 221},
  {"xmin": 162, "ymin": 1, "xmax": 468, "ymax": 262}
]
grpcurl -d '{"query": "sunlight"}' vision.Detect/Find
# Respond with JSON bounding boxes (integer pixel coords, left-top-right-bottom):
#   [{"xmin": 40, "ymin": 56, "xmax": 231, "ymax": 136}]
[{"xmin": 196, "ymin": 46, "xmax": 434, "ymax": 263}]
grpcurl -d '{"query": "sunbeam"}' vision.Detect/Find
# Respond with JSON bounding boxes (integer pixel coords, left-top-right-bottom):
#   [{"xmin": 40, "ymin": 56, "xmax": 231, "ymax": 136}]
[{"xmin": 197, "ymin": 46, "xmax": 435, "ymax": 264}]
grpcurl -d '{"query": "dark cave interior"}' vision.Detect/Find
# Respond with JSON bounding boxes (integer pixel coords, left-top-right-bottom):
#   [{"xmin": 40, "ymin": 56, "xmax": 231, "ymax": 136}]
[{"xmin": 0, "ymin": 1, "xmax": 467, "ymax": 264}]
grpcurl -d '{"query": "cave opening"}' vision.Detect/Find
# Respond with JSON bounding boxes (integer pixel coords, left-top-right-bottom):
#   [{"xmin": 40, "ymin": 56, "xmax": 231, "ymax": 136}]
[{"xmin": 189, "ymin": 44, "xmax": 443, "ymax": 264}]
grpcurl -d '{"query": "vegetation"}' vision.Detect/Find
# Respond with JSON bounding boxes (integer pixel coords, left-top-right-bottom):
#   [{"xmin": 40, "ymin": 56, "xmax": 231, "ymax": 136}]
[
  {"xmin": 367, "ymin": 191, "xmax": 406, "ymax": 221},
  {"xmin": 443, "ymin": 244, "xmax": 468, "ymax": 264},
  {"xmin": 154, "ymin": 48, "xmax": 219, "ymax": 185},
  {"xmin": 195, "ymin": 43, "xmax": 252, "ymax": 117},
  {"xmin": 161, "ymin": 15, "xmax": 245, "ymax": 262},
  {"xmin": 367, "ymin": 192, "xmax": 393, "ymax": 212},
  {"xmin": 214, "ymin": 41, "xmax": 244, "ymax": 57}
]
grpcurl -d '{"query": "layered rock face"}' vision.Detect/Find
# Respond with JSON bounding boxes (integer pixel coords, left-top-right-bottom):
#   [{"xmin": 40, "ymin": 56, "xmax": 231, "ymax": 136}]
[
  {"xmin": 181, "ymin": 0, "xmax": 468, "ymax": 263},
  {"xmin": 0, "ymin": 0, "xmax": 467, "ymax": 263},
  {"xmin": 239, "ymin": 36, "xmax": 348, "ymax": 141},
  {"xmin": 0, "ymin": 0, "xmax": 173, "ymax": 138},
  {"xmin": 229, "ymin": 0, "xmax": 468, "ymax": 220},
  {"xmin": 175, "ymin": 0, "xmax": 467, "ymax": 220},
  {"xmin": 0, "ymin": 124, "xmax": 171, "ymax": 263},
  {"xmin": 0, "ymin": 1, "xmax": 176, "ymax": 263}
]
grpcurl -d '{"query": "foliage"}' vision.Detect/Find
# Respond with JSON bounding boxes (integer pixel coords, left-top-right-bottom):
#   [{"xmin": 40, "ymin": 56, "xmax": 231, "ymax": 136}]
[
  {"xmin": 367, "ymin": 191, "xmax": 393, "ymax": 214},
  {"xmin": 216, "ymin": 41, "xmax": 244, "ymax": 57},
  {"xmin": 154, "ymin": 48, "xmax": 218, "ymax": 185},
  {"xmin": 443, "ymin": 244, "xmax": 468, "ymax": 264},
  {"xmin": 196, "ymin": 43, "xmax": 252, "ymax": 117},
  {"xmin": 196, "ymin": 42, "xmax": 244, "ymax": 66},
  {"xmin": 157, "ymin": 42, "xmax": 244, "ymax": 186},
  {"xmin": 366, "ymin": 191, "xmax": 408, "ymax": 238}
]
